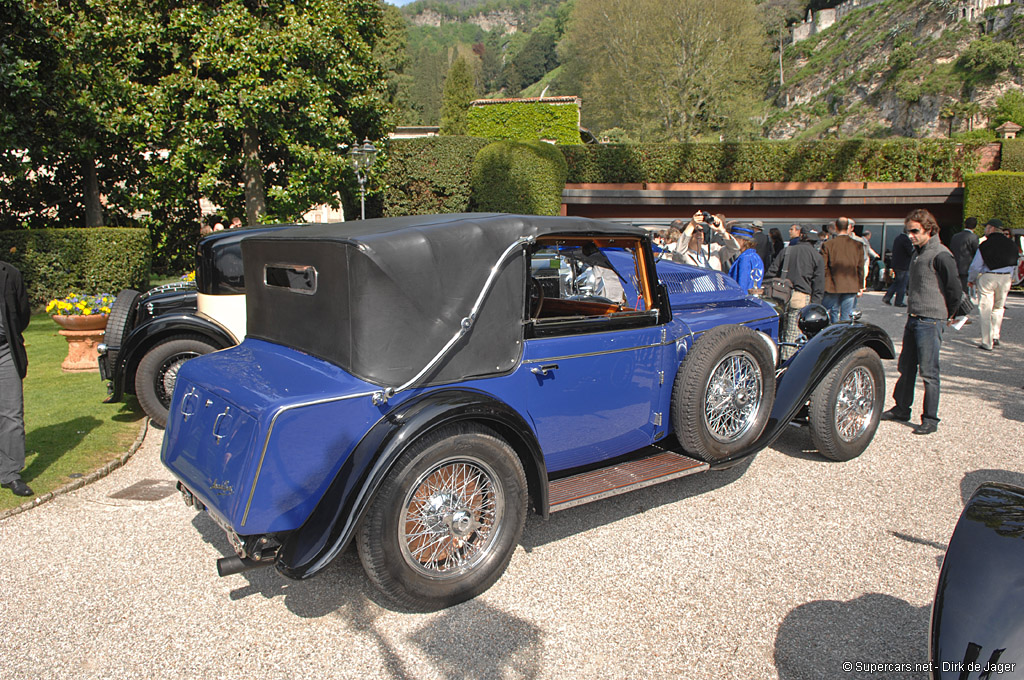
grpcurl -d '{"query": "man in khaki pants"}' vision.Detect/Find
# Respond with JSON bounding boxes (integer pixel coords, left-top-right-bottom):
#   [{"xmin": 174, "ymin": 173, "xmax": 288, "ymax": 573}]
[
  {"xmin": 766, "ymin": 226, "xmax": 824, "ymax": 358},
  {"xmin": 968, "ymin": 218, "xmax": 1017, "ymax": 351}
]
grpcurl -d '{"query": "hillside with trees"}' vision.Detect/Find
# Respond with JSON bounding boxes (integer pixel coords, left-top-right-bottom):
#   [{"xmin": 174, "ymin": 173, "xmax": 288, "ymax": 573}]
[{"xmin": 390, "ymin": 0, "xmax": 1024, "ymax": 142}]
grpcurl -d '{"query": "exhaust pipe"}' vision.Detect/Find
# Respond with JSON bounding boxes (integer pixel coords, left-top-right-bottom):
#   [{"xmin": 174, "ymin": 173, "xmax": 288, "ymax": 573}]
[{"xmin": 216, "ymin": 555, "xmax": 274, "ymax": 577}]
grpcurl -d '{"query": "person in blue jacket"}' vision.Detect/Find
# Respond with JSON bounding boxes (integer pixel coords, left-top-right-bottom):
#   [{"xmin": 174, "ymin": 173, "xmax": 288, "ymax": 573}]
[{"xmin": 728, "ymin": 225, "xmax": 765, "ymax": 292}]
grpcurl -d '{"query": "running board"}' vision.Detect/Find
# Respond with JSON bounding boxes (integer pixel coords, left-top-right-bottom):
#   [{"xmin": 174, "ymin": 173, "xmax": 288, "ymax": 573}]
[{"xmin": 549, "ymin": 450, "xmax": 709, "ymax": 513}]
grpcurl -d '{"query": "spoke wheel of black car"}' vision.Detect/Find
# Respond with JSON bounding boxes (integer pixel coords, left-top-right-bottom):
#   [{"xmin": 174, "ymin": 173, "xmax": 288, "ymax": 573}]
[
  {"xmin": 135, "ymin": 335, "xmax": 216, "ymax": 427},
  {"xmin": 671, "ymin": 325, "xmax": 775, "ymax": 462},
  {"xmin": 808, "ymin": 347, "xmax": 884, "ymax": 462},
  {"xmin": 356, "ymin": 423, "xmax": 527, "ymax": 611},
  {"xmin": 103, "ymin": 289, "xmax": 140, "ymax": 369}
]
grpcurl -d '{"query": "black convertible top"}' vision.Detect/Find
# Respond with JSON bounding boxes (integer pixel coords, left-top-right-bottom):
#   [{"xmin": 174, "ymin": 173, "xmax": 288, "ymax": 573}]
[{"xmin": 242, "ymin": 213, "xmax": 647, "ymax": 386}]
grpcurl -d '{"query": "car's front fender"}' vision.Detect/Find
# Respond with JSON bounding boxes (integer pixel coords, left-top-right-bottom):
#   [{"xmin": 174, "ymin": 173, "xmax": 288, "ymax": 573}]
[
  {"xmin": 275, "ymin": 388, "xmax": 546, "ymax": 580},
  {"xmin": 710, "ymin": 321, "xmax": 894, "ymax": 467}
]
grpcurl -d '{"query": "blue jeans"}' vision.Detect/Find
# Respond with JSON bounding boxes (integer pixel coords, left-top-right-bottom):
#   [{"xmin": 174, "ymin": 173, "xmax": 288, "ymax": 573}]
[
  {"xmin": 892, "ymin": 315, "xmax": 944, "ymax": 424},
  {"xmin": 884, "ymin": 269, "xmax": 909, "ymax": 305},
  {"xmin": 823, "ymin": 293, "xmax": 857, "ymax": 323}
]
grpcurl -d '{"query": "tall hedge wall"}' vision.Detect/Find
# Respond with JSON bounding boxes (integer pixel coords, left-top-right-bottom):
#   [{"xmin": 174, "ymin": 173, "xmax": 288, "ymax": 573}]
[
  {"xmin": 467, "ymin": 101, "xmax": 581, "ymax": 145},
  {"xmin": 381, "ymin": 137, "xmax": 491, "ymax": 217},
  {"xmin": 963, "ymin": 171, "xmax": 1024, "ymax": 232},
  {"xmin": 471, "ymin": 140, "xmax": 568, "ymax": 216},
  {"xmin": 1002, "ymin": 139, "xmax": 1024, "ymax": 172},
  {"xmin": 561, "ymin": 139, "xmax": 985, "ymax": 183},
  {"xmin": 0, "ymin": 227, "xmax": 150, "ymax": 307}
]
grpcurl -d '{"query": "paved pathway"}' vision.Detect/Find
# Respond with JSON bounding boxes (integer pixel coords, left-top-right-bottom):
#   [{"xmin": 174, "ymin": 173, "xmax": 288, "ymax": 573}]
[{"xmin": 2, "ymin": 292, "xmax": 1022, "ymax": 679}]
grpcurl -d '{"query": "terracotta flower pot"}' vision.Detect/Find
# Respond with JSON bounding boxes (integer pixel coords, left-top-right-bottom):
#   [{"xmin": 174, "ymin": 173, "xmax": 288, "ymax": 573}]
[{"xmin": 51, "ymin": 314, "xmax": 109, "ymax": 331}]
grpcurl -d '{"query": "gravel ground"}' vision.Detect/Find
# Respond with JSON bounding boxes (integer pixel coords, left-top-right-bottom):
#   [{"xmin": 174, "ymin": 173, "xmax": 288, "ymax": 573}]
[{"xmin": 2, "ymin": 291, "xmax": 1022, "ymax": 680}]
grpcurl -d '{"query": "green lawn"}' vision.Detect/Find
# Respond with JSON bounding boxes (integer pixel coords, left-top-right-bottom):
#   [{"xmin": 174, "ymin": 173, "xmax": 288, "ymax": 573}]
[{"xmin": 1, "ymin": 312, "xmax": 145, "ymax": 511}]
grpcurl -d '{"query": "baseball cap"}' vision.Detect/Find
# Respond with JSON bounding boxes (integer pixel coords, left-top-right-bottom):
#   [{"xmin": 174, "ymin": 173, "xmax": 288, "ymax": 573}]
[
  {"xmin": 800, "ymin": 225, "xmax": 820, "ymax": 241},
  {"xmin": 986, "ymin": 218, "xmax": 1004, "ymax": 228},
  {"xmin": 752, "ymin": 220, "xmax": 764, "ymax": 230}
]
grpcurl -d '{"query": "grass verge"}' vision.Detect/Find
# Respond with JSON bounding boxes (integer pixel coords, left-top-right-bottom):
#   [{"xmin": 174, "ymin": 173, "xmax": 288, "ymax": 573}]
[{"xmin": 0, "ymin": 312, "xmax": 145, "ymax": 512}]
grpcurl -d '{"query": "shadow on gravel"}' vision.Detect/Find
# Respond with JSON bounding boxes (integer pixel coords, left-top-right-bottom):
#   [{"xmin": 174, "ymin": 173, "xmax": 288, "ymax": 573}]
[
  {"xmin": 774, "ymin": 593, "xmax": 931, "ymax": 680},
  {"xmin": 191, "ymin": 515, "xmax": 544, "ymax": 678},
  {"xmin": 938, "ymin": 337, "xmax": 1024, "ymax": 423},
  {"xmin": 520, "ymin": 455, "xmax": 754, "ymax": 550}
]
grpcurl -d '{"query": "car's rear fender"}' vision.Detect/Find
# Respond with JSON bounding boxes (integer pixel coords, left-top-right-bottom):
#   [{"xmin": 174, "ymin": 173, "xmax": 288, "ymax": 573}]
[
  {"xmin": 709, "ymin": 321, "xmax": 894, "ymax": 467},
  {"xmin": 117, "ymin": 313, "xmax": 236, "ymax": 395},
  {"xmin": 275, "ymin": 388, "xmax": 545, "ymax": 580}
]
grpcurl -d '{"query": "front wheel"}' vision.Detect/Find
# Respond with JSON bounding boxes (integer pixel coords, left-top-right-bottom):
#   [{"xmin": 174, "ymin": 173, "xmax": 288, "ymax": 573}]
[
  {"xmin": 135, "ymin": 335, "xmax": 217, "ymax": 427},
  {"xmin": 356, "ymin": 424, "xmax": 527, "ymax": 611},
  {"xmin": 808, "ymin": 347, "xmax": 885, "ymax": 461}
]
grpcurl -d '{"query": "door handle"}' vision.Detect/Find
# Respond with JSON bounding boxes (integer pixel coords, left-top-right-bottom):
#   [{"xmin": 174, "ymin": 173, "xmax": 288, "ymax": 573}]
[{"xmin": 530, "ymin": 364, "xmax": 559, "ymax": 377}]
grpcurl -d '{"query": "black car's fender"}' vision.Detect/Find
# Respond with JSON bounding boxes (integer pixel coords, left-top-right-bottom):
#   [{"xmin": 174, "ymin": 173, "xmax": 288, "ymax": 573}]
[
  {"xmin": 709, "ymin": 321, "xmax": 894, "ymax": 468},
  {"xmin": 276, "ymin": 388, "xmax": 546, "ymax": 580},
  {"xmin": 112, "ymin": 313, "xmax": 236, "ymax": 399},
  {"xmin": 931, "ymin": 482, "xmax": 1024, "ymax": 677}
]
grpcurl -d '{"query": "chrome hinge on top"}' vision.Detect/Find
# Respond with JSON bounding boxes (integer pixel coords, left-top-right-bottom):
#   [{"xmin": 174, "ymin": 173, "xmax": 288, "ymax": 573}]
[{"xmin": 653, "ymin": 412, "xmax": 662, "ymax": 427}]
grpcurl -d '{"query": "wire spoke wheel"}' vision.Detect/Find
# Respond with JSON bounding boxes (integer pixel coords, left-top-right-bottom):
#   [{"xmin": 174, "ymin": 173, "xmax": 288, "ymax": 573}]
[
  {"xmin": 157, "ymin": 351, "xmax": 201, "ymax": 407},
  {"xmin": 400, "ymin": 458, "xmax": 504, "ymax": 579},
  {"xmin": 704, "ymin": 350, "xmax": 764, "ymax": 443},
  {"xmin": 834, "ymin": 366, "xmax": 875, "ymax": 443}
]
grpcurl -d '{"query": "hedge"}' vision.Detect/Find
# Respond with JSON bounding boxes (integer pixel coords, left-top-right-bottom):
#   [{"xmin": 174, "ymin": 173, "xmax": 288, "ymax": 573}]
[
  {"xmin": 561, "ymin": 139, "xmax": 985, "ymax": 183},
  {"xmin": 0, "ymin": 227, "xmax": 150, "ymax": 307},
  {"xmin": 381, "ymin": 137, "xmax": 491, "ymax": 217},
  {"xmin": 467, "ymin": 101, "xmax": 582, "ymax": 145},
  {"xmin": 963, "ymin": 171, "xmax": 1024, "ymax": 232},
  {"xmin": 1002, "ymin": 139, "xmax": 1024, "ymax": 172},
  {"xmin": 471, "ymin": 140, "xmax": 568, "ymax": 216}
]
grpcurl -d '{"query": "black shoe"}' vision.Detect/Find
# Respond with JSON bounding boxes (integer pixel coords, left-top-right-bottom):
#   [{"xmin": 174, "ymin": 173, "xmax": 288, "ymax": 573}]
[
  {"xmin": 2, "ymin": 479, "xmax": 33, "ymax": 497},
  {"xmin": 913, "ymin": 421, "xmax": 938, "ymax": 436},
  {"xmin": 881, "ymin": 408, "xmax": 910, "ymax": 423},
  {"xmin": 883, "ymin": 298, "xmax": 892, "ymax": 306},
  {"xmin": 894, "ymin": 303, "xmax": 907, "ymax": 308},
  {"xmin": 994, "ymin": 339, "xmax": 1000, "ymax": 347},
  {"xmin": 977, "ymin": 343, "xmax": 993, "ymax": 352}
]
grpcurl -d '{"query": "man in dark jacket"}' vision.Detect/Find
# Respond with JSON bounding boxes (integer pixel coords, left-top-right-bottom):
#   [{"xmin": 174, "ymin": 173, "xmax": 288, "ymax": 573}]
[
  {"xmin": 882, "ymin": 230, "xmax": 914, "ymax": 307},
  {"xmin": 950, "ymin": 217, "xmax": 979, "ymax": 292},
  {"xmin": 0, "ymin": 260, "xmax": 32, "ymax": 496},
  {"xmin": 882, "ymin": 209, "xmax": 962, "ymax": 436},
  {"xmin": 767, "ymin": 226, "xmax": 824, "ymax": 358}
]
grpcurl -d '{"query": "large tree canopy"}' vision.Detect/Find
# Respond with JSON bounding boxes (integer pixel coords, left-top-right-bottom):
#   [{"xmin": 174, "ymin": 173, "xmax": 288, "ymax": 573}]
[{"xmin": 559, "ymin": 0, "xmax": 770, "ymax": 141}]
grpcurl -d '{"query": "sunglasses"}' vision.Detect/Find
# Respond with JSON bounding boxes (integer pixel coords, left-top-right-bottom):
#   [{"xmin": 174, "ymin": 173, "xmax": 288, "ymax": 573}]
[{"xmin": 905, "ymin": 228, "xmax": 923, "ymax": 235}]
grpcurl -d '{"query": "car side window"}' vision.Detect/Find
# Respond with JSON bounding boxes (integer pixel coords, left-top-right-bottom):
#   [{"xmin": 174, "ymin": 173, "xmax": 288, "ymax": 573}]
[{"xmin": 526, "ymin": 236, "xmax": 658, "ymax": 338}]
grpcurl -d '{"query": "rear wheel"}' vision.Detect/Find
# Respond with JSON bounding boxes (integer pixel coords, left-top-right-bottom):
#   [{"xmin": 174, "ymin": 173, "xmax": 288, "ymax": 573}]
[
  {"xmin": 135, "ymin": 335, "xmax": 216, "ymax": 427},
  {"xmin": 356, "ymin": 424, "xmax": 527, "ymax": 611},
  {"xmin": 808, "ymin": 348, "xmax": 885, "ymax": 461},
  {"xmin": 671, "ymin": 325, "xmax": 776, "ymax": 462}
]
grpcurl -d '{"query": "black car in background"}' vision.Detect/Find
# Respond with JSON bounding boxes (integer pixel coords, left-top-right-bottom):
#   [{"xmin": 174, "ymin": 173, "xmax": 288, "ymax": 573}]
[{"xmin": 99, "ymin": 225, "xmax": 295, "ymax": 426}]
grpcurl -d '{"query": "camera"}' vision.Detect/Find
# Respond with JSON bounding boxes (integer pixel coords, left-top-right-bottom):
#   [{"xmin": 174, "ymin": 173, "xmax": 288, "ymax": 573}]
[{"xmin": 699, "ymin": 211, "xmax": 714, "ymax": 223}]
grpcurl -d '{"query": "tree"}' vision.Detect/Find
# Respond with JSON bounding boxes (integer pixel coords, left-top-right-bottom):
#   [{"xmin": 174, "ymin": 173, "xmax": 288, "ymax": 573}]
[
  {"xmin": 560, "ymin": 0, "xmax": 770, "ymax": 142},
  {"xmin": 440, "ymin": 56, "xmax": 478, "ymax": 135},
  {"xmin": 150, "ymin": 0, "xmax": 389, "ymax": 226},
  {"xmin": 505, "ymin": 17, "xmax": 558, "ymax": 95},
  {"xmin": 989, "ymin": 90, "xmax": 1024, "ymax": 129},
  {"xmin": 407, "ymin": 46, "xmax": 448, "ymax": 125}
]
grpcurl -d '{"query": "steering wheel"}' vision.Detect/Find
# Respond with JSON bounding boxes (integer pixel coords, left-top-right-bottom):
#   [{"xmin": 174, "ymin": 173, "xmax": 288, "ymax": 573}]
[{"xmin": 529, "ymin": 277, "xmax": 545, "ymax": 318}]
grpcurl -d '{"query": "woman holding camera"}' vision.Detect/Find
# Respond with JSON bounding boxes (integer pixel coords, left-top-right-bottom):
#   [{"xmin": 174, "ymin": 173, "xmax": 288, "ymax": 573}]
[{"xmin": 674, "ymin": 212, "xmax": 739, "ymax": 272}]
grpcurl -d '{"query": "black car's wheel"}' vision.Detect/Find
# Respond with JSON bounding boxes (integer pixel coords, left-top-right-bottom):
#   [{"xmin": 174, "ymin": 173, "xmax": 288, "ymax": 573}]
[
  {"xmin": 356, "ymin": 423, "xmax": 527, "ymax": 611},
  {"xmin": 103, "ymin": 289, "xmax": 140, "ymax": 369},
  {"xmin": 671, "ymin": 325, "xmax": 775, "ymax": 462},
  {"xmin": 808, "ymin": 347, "xmax": 884, "ymax": 461},
  {"xmin": 135, "ymin": 335, "xmax": 216, "ymax": 427}
]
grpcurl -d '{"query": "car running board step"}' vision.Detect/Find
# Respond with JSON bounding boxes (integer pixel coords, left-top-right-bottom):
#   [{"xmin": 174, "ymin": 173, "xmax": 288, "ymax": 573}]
[{"xmin": 549, "ymin": 451, "xmax": 709, "ymax": 513}]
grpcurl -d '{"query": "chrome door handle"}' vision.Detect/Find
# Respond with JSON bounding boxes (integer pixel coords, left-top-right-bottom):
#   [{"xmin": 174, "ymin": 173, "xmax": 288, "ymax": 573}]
[{"xmin": 530, "ymin": 364, "xmax": 559, "ymax": 377}]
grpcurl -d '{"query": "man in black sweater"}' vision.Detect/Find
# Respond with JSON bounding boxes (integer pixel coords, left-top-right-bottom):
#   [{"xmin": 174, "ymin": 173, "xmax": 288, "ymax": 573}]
[
  {"xmin": 950, "ymin": 217, "xmax": 979, "ymax": 293},
  {"xmin": 882, "ymin": 209, "xmax": 962, "ymax": 436}
]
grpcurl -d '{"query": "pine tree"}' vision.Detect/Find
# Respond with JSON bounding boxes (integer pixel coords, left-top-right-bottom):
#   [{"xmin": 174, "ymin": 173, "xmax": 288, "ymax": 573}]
[{"xmin": 440, "ymin": 56, "xmax": 479, "ymax": 135}]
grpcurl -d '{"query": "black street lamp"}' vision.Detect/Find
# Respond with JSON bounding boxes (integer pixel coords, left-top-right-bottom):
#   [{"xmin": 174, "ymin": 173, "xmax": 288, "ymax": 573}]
[{"xmin": 348, "ymin": 138, "xmax": 377, "ymax": 220}]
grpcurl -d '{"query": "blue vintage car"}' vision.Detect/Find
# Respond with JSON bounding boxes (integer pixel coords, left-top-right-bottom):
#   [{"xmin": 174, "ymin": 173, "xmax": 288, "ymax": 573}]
[{"xmin": 162, "ymin": 213, "xmax": 893, "ymax": 610}]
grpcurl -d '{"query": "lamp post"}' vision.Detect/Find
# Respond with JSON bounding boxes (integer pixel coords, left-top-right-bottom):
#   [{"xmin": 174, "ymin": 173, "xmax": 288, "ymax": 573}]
[{"xmin": 347, "ymin": 138, "xmax": 377, "ymax": 220}]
